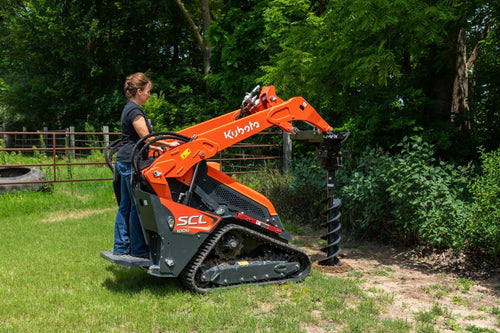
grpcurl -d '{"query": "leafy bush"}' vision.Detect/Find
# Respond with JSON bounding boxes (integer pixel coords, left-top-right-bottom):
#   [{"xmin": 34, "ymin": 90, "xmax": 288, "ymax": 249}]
[
  {"xmin": 141, "ymin": 91, "xmax": 179, "ymax": 132},
  {"xmin": 338, "ymin": 136, "xmax": 470, "ymax": 248},
  {"xmin": 237, "ymin": 137, "xmax": 500, "ymax": 259},
  {"xmin": 237, "ymin": 156, "xmax": 327, "ymax": 226},
  {"xmin": 284, "ymin": 156, "xmax": 327, "ymax": 225},
  {"xmin": 386, "ymin": 137, "xmax": 469, "ymax": 248},
  {"xmin": 336, "ymin": 147, "xmax": 393, "ymax": 238},
  {"xmin": 466, "ymin": 148, "xmax": 500, "ymax": 258}
]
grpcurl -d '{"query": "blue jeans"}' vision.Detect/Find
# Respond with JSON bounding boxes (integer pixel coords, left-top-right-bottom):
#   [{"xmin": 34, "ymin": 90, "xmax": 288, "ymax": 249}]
[{"xmin": 113, "ymin": 161, "xmax": 149, "ymax": 257}]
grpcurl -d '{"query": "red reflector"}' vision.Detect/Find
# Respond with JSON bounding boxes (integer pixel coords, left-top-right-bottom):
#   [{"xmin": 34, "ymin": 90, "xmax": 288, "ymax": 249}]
[{"xmin": 234, "ymin": 212, "xmax": 282, "ymax": 234}]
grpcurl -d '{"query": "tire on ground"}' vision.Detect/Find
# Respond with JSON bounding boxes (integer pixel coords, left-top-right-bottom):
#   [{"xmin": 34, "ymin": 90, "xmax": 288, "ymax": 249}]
[{"xmin": 0, "ymin": 167, "xmax": 50, "ymax": 193}]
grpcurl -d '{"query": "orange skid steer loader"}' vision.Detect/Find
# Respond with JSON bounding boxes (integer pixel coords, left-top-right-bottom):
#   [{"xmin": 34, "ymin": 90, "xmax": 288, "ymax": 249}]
[{"xmin": 101, "ymin": 86, "xmax": 347, "ymax": 293}]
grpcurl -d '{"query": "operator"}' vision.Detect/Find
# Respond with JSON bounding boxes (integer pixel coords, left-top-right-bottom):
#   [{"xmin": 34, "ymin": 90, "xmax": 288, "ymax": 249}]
[{"xmin": 112, "ymin": 72, "xmax": 179, "ymax": 258}]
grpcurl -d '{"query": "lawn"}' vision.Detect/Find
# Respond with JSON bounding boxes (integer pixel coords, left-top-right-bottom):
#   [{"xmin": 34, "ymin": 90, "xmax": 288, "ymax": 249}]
[{"xmin": 0, "ymin": 168, "xmax": 410, "ymax": 333}]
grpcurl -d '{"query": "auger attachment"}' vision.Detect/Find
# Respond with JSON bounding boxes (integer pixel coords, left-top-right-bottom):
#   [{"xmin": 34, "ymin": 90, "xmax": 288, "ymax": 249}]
[{"xmin": 317, "ymin": 130, "xmax": 349, "ymax": 266}]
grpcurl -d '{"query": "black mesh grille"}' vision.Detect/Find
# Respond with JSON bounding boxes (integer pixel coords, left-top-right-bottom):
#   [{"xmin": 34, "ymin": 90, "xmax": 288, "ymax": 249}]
[{"xmin": 200, "ymin": 177, "xmax": 269, "ymax": 221}]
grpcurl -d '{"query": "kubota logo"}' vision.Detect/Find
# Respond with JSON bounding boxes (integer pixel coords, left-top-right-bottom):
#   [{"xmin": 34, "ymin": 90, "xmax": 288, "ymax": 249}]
[
  {"xmin": 224, "ymin": 121, "xmax": 260, "ymax": 140},
  {"xmin": 177, "ymin": 215, "xmax": 208, "ymax": 226}
]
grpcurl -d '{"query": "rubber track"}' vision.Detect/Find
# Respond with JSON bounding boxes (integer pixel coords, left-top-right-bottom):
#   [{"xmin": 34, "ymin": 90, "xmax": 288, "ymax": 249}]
[{"xmin": 180, "ymin": 223, "xmax": 311, "ymax": 293}]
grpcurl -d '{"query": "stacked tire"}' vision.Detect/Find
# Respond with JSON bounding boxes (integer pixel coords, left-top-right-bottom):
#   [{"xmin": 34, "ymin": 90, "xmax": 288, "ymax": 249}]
[{"xmin": 0, "ymin": 167, "xmax": 49, "ymax": 193}]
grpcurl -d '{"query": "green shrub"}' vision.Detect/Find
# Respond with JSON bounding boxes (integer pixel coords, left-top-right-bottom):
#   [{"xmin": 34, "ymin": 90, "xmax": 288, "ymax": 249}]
[
  {"xmin": 466, "ymin": 148, "xmax": 500, "ymax": 258},
  {"xmin": 141, "ymin": 91, "xmax": 179, "ymax": 131},
  {"xmin": 236, "ymin": 137, "xmax": 500, "ymax": 259},
  {"xmin": 336, "ymin": 147, "xmax": 393, "ymax": 238},
  {"xmin": 288, "ymin": 156, "xmax": 326, "ymax": 192},
  {"xmin": 236, "ymin": 156, "xmax": 327, "ymax": 226},
  {"xmin": 339, "ymin": 136, "xmax": 469, "ymax": 248},
  {"xmin": 0, "ymin": 139, "xmax": 6, "ymax": 164},
  {"xmin": 284, "ymin": 156, "xmax": 327, "ymax": 225},
  {"xmin": 385, "ymin": 137, "xmax": 469, "ymax": 248}
]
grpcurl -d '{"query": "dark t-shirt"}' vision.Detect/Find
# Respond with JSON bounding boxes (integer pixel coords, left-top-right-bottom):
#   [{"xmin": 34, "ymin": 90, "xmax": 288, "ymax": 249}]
[{"xmin": 116, "ymin": 101, "xmax": 152, "ymax": 163}]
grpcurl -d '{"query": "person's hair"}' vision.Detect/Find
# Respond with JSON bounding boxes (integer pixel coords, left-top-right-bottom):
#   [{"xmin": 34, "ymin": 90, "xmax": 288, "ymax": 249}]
[{"xmin": 124, "ymin": 72, "xmax": 152, "ymax": 99}]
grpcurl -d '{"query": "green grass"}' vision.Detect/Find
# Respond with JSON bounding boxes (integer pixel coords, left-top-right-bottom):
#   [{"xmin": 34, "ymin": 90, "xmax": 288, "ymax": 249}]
[
  {"xmin": 451, "ymin": 294, "xmax": 470, "ymax": 306},
  {"xmin": 420, "ymin": 283, "xmax": 452, "ymax": 299},
  {"xmin": 493, "ymin": 307, "xmax": 500, "ymax": 327},
  {"xmin": 1, "ymin": 166, "xmax": 411, "ymax": 332},
  {"xmin": 456, "ymin": 278, "xmax": 473, "ymax": 292},
  {"xmin": 414, "ymin": 303, "xmax": 455, "ymax": 333}
]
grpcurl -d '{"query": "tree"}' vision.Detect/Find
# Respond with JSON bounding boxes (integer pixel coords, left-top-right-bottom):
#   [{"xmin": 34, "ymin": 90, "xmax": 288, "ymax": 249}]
[
  {"xmin": 469, "ymin": 8, "xmax": 500, "ymax": 150},
  {"xmin": 0, "ymin": 0, "xmax": 210, "ymax": 130},
  {"xmin": 207, "ymin": 0, "xmax": 270, "ymax": 105},
  {"xmin": 174, "ymin": 0, "xmax": 212, "ymax": 78},
  {"xmin": 451, "ymin": 2, "xmax": 494, "ymax": 131},
  {"xmin": 259, "ymin": 0, "xmax": 499, "ymax": 161},
  {"xmin": 0, "ymin": 0, "xmax": 498, "ymax": 161}
]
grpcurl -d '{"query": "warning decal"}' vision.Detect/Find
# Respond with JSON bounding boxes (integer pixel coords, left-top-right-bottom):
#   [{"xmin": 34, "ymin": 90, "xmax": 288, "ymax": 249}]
[{"xmin": 181, "ymin": 148, "xmax": 191, "ymax": 160}]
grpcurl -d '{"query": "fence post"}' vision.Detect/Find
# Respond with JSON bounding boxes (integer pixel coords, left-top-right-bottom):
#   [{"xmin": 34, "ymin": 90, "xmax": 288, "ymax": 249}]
[
  {"xmin": 22, "ymin": 126, "xmax": 27, "ymax": 147},
  {"xmin": 69, "ymin": 126, "xmax": 75, "ymax": 158},
  {"xmin": 283, "ymin": 131, "xmax": 292, "ymax": 173},
  {"xmin": 103, "ymin": 125, "xmax": 109, "ymax": 147},
  {"xmin": 42, "ymin": 126, "xmax": 48, "ymax": 148}
]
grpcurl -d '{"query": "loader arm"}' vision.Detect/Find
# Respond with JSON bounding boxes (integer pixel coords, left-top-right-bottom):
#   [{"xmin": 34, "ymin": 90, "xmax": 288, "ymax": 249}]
[{"xmin": 140, "ymin": 86, "xmax": 333, "ymax": 190}]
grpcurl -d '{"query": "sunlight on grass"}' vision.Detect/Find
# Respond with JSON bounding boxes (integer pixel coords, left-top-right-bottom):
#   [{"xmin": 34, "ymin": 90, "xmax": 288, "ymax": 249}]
[
  {"xmin": 39, "ymin": 207, "xmax": 116, "ymax": 223},
  {"xmin": 1, "ymin": 173, "xmax": 415, "ymax": 332}
]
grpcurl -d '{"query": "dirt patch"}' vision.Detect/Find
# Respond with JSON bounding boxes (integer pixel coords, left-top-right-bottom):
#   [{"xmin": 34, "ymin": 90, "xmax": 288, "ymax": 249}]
[{"xmin": 298, "ymin": 235, "xmax": 500, "ymax": 332}]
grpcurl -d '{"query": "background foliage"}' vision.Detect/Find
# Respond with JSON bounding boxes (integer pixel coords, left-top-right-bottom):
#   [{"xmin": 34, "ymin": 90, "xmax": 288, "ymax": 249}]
[
  {"xmin": 1, "ymin": 0, "xmax": 498, "ymax": 161},
  {"xmin": 336, "ymin": 137, "xmax": 499, "ymax": 258},
  {"xmin": 1, "ymin": 0, "xmax": 499, "ymax": 257},
  {"xmin": 337, "ymin": 137, "xmax": 469, "ymax": 247},
  {"xmin": 466, "ymin": 148, "xmax": 500, "ymax": 257}
]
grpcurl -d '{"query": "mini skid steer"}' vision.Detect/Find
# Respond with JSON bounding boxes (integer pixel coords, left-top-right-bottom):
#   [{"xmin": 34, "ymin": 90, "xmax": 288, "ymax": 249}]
[{"xmin": 101, "ymin": 86, "xmax": 344, "ymax": 293}]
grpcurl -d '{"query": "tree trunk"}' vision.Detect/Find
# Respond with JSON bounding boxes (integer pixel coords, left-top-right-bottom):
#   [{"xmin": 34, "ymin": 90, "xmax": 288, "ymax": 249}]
[
  {"xmin": 451, "ymin": 28, "xmax": 470, "ymax": 130},
  {"xmin": 200, "ymin": 0, "xmax": 212, "ymax": 77},
  {"xmin": 174, "ymin": 0, "xmax": 212, "ymax": 77},
  {"xmin": 451, "ymin": 22, "xmax": 492, "ymax": 131}
]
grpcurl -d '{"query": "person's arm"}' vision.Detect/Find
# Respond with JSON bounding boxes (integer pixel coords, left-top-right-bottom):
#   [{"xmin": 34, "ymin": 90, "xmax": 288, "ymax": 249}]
[{"xmin": 132, "ymin": 115, "xmax": 180, "ymax": 149}]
